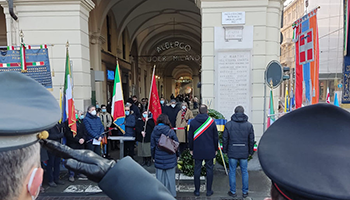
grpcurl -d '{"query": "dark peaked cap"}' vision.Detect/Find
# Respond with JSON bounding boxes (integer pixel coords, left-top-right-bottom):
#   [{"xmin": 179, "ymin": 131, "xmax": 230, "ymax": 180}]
[
  {"xmin": 0, "ymin": 71, "xmax": 60, "ymax": 151},
  {"xmin": 259, "ymin": 104, "xmax": 350, "ymax": 200}
]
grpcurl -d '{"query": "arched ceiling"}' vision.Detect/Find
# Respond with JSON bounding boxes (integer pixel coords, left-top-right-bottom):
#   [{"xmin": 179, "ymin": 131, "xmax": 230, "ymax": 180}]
[{"xmin": 108, "ymin": 0, "xmax": 201, "ymax": 56}]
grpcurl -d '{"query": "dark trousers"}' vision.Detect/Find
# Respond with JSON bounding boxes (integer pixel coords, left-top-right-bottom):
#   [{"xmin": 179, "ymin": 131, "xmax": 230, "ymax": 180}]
[
  {"xmin": 194, "ymin": 159, "xmax": 214, "ymax": 192},
  {"xmin": 179, "ymin": 143, "xmax": 187, "ymax": 155},
  {"xmin": 47, "ymin": 152, "xmax": 61, "ymax": 183},
  {"xmin": 86, "ymin": 142, "xmax": 101, "ymax": 156},
  {"xmin": 124, "ymin": 141, "xmax": 135, "ymax": 158}
]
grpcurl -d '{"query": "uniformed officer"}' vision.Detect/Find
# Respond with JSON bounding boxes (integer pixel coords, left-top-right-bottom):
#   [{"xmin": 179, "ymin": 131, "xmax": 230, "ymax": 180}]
[
  {"xmin": 0, "ymin": 71, "xmax": 175, "ymax": 200},
  {"xmin": 259, "ymin": 104, "xmax": 350, "ymax": 200}
]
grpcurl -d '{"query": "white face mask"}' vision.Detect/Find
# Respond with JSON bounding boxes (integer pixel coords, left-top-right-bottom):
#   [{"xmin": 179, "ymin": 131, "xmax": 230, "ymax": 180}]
[
  {"xmin": 182, "ymin": 106, "xmax": 187, "ymax": 110},
  {"xmin": 171, "ymin": 104, "xmax": 176, "ymax": 108},
  {"xmin": 91, "ymin": 110, "xmax": 97, "ymax": 116}
]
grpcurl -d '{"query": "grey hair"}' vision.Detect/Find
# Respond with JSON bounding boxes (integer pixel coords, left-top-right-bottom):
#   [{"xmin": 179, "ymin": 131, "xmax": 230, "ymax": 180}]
[
  {"xmin": 87, "ymin": 105, "xmax": 95, "ymax": 112},
  {"xmin": 0, "ymin": 142, "xmax": 40, "ymax": 200}
]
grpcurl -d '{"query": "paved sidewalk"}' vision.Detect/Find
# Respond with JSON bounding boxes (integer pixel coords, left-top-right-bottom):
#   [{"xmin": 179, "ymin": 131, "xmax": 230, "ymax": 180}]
[{"xmin": 38, "ymin": 154, "xmax": 271, "ymax": 200}]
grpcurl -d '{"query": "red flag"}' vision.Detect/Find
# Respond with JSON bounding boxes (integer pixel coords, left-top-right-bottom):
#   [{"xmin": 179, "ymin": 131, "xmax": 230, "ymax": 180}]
[{"xmin": 148, "ymin": 67, "xmax": 162, "ymax": 123}]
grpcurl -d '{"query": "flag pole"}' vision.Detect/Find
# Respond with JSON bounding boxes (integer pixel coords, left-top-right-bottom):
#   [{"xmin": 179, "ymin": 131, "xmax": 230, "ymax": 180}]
[{"xmin": 144, "ymin": 65, "xmax": 156, "ymax": 132}]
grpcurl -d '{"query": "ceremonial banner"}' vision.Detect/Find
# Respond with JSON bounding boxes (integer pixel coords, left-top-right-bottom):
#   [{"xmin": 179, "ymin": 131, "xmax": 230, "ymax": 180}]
[
  {"xmin": 267, "ymin": 89, "xmax": 275, "ymax": 129},
  {"xmin": 62, "ymin": 46, "xmax": 77, "ymax": 136},
  {"xmin": 293, "ymin": 8, "xmax": 320, "ymax": 108},
  {"xmin": 111, "ymin": 61, "xmax": 125, "ymax": 134},
  {"xmin": 148, "ymin": 66, "xmax": 162, "ymax": 123},
  {"xmin": 0, "ymin": 46, "xmax": 52, "ymax": 89}
]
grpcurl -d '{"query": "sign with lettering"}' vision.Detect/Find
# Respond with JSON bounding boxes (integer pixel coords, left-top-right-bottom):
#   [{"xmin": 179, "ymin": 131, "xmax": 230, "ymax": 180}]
[
  {"xmin": 217, "ymin": 51, "xmax": 251, "ymax": 119},
  {"xmin": 146, "ymin": 55, "xmax": 201, "ymax": 63},
  {"xmin": 156, "ymin": 41, "xmax": 192, "ymax": 54},
  {"xmin": 0, "ymin": 48, "xmax": 53, "ymax": 89},
  {"xmin": 222, "ymin": 12, "xmax": 245, "ymax": 25},
  {"xmin": 225, "ymin": 27, "xmax": 243, "ymax": 40}
]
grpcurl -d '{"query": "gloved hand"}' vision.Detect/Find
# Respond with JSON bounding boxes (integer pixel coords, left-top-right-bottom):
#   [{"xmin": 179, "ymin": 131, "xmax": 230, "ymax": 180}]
[{"xmin": 41, "ymin": 139, "xmax": 116, "ymax": 182}]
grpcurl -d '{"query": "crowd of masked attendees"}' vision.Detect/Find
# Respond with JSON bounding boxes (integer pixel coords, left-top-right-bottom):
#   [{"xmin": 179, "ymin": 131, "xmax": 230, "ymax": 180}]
[{"xmin": 41, "ymin": 94, "xmax": 198, "ymax": 193}]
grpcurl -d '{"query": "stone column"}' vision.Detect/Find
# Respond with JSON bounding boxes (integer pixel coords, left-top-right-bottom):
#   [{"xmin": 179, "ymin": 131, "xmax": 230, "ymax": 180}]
[
  {"xmin": 90, "ymin": 32, "xmax": 106, "ymax": 105},
  {"xmin": 192, "ymin": 75, "xmax": 200, "ymax": 98},
  {"xmin": 0, "ymin": 0, "xmax": 95, "ymax": 112}
]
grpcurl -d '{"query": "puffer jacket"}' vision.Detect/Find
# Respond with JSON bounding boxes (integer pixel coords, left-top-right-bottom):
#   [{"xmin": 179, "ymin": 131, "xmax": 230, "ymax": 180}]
[
  {"xmin": 151, "ymin": 124, "xmax": 178, "ymax": 170},
  {"xmin": 83, "ymin": 112, "xmax": 104, "ymax": 140},
  {"xmin": 124, "ymin": 114, "xmax": 136, "ymax": 137},
  {"xmin": 222, "ymin": 113, "xmax": 255, "ymax": 159}
]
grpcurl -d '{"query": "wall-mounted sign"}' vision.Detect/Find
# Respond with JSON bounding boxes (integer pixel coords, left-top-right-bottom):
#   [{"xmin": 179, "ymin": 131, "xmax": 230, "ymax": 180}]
[
  {"xmin": 146, "ymin": 55, "xmax": 201, "ymax": 63},
  {"xmin": 222, "ymin": 12, "xmax": 245, "ymax": 25},
  {"xmin": 224, "ymin": 27, "xmax": 243, "ymax": 41},
  {"xmin": 156, "ymin": 41, "xmax": 192, "ymax": 53}
]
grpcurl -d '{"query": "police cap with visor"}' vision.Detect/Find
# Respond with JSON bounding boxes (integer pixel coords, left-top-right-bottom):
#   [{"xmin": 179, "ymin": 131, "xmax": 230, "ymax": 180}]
[
  {"xmin": 259, "ymin": 104, "xmax": 350, "ymax": 200},
  {"xmin": 0, "ymin": 71, "xmax": 60, "ymax": 151}
]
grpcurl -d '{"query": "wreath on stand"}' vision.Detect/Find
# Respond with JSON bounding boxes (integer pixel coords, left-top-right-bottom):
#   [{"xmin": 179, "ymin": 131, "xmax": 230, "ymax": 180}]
[{"xmin": 177, "ymin": 109, "xmax": 256, "ymax": 177}]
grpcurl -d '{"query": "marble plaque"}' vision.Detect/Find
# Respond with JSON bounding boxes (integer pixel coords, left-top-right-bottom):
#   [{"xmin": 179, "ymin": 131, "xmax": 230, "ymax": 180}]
[
  {"xmin": 222, "ymin": 12, "xmax": 245, "ymax": 25},
  {"xmin": 217, "ymin": 51, "xmax": 251, "ymax": 119}
]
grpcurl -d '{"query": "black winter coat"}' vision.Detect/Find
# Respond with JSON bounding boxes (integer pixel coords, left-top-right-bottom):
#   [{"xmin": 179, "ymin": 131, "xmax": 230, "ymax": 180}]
[
  {"xmin": 47, "ymin": 123, "xmax": 64, "ymax": 142},
  {"xmin": 135, "ymin": 118, "xmax": 155, "ymax": 143},
  {"xmin": 163, "ymin": 106, "xmax": 180, "ymax": 127},
  {"xmin": 188, "ymin": 114, "xmax": 218, "ymax": 160},
  {"xmin": 223, "ymin": 113, "xmax": 255, "ymax": 159},
  {"xmin": 124, "ymin": 114, "xmax": 136, "ymax": 137},
  {"xmin": 151, "ymin": 124, "xmax": 179, "ymax": 170},
  {"xmin": 64, "ymin": 119, "xmax": 87, "ymax": 149}
]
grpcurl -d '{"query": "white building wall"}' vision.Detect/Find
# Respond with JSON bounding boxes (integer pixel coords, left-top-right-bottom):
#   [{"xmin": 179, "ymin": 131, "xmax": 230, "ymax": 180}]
[
  {"xmin": 200, "ymin": 0, "xmax": 283, "ymax": 142},
  {"xmin": 308, "ymin": 0, "xmax": 344, "ymax": 74}
]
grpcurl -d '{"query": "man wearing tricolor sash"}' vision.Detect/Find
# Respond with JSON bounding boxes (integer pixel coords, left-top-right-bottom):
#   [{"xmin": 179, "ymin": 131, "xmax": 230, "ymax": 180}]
[{"xmin": 188, "ymin": 104, "xmax": 218, "ymax": 197}]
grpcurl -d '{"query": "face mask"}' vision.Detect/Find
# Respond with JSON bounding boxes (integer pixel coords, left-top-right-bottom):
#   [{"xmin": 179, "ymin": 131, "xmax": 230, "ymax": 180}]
[
  {"xmin": 91, "ymin": 110, "xmax": 97, "ymax": 116},
  {"xmin": 171, "ymin": 104, "xmax": 176, "ymax": 108},
  {"xmin": 160, "ymin": 100, "xmax": 164, "ymax": 104},
  {"xmin": 182, "ymin": 106, "xmax": 187, "ymax": 110},
  {"xmin": 102, "ymin": 109, "xmax": 107, "ymax": 113},
  {"xmin": 125, "ymin": 111, "xmax": 130, "ymax": 116},
  {"xmin": 96, "ymin": 105, "xmax": 99, "ymax": 108},
  {"xmin": 79, "ymin": 115, "xmax": 84, "ymax": 119},
  {"xmin": 75, "ymin": 114, "xmax": 78, "ymax": 119},
  {"xmin": 142, "ymin": 113, "xmax": 148, "ymax": 118}
]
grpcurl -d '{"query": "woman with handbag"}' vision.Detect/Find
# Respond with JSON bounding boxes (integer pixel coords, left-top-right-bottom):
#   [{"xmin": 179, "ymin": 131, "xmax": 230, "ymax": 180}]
[
  {"xmin": 151, "ymin": 114, "xmax": 179, "ymax": 197},
  {"xmin": 135, "ymin": 111, "xmax": 155, "ymax": 167}
]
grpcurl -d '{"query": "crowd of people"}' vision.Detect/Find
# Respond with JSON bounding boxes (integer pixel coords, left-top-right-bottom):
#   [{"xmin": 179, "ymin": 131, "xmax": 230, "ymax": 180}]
[{"xmin": 41, "ymin": 94, "xmax": 256, "ymax": 198}]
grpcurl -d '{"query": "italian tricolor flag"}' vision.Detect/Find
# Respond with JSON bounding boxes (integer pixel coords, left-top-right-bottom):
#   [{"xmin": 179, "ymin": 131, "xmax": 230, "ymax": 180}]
[
  {"xmin": 111, "ymin": 61, "xmax": 125, "ymax": 134},
  {"xmin": 63, "ymin": 47, "xmax": 77, "ymax": 136},
  {"xmin": 267, "ymin": 89, "xmax": 275, "ymax": 129}
]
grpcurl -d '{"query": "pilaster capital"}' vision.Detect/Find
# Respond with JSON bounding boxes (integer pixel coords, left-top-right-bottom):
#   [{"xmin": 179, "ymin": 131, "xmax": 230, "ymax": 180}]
[
  {"xmin": 0, "ymin": 0, "xmax": 95, "ymax": 11},
  {"xmin": 90, "ymin": 32, "xmax": 105, "ymax": 45}
]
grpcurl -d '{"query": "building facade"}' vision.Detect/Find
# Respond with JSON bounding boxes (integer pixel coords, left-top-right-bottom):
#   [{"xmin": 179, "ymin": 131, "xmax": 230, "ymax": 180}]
[
  {"xmin": 0, "ymin": 0, "xmax": 284, "ymax": 141},
  {"xmin": 281, "ymin": 0, "xmax": 343, "ymax": 104}
]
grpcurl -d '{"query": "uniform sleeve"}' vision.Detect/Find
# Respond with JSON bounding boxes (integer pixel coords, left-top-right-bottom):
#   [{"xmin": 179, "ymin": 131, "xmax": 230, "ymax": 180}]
[{"xmin": 98, "ymin": 157, "xmax": 176, "ymax": 200}]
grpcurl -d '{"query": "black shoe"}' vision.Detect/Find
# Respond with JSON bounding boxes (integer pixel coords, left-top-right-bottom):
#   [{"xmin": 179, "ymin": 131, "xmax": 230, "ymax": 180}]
[
  {"xmin": 228, "ymin": 191, "xmax": 237, "ymax": 197},
  {"xmin": 48, "ymin": 182, "xmax": 57, "ymax": 187},
  {"xmin": 146, "ymin": 160, "xmax": 152, "ymax": 167},
  {"xmin": 243, "ymin": 193, "xmax": 249, "ymax": 198},
  {"xmin": 55, "ymin": 180, "xmax": 65, "ymax": 185},
  {"xmin": 206, "ymin": 191, "xmax": 214, "ymax": 196},
  {"xmin": 141, "ymin": 158, "xmax": 146, "ymax": 166},
  {"xmin": 194, "ymin": 191, "xmax": 200, "ymax": 196}
]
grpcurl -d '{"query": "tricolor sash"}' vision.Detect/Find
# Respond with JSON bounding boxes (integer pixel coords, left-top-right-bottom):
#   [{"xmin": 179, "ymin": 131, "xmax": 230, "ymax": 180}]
[{"xmin": 193, "ymin": 117, "xmax": 214, "ymax": 140}]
